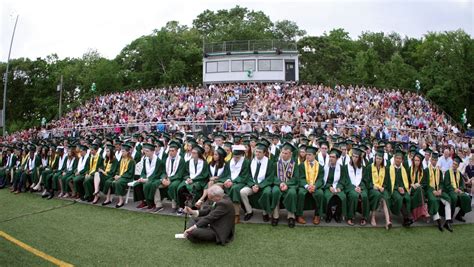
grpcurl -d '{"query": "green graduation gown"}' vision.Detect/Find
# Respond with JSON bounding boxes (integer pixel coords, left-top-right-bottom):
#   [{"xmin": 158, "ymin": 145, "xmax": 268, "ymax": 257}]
[
  {"xmin": 345, "ymin": 164, "xmax": 370, "ymax": 220},
  {"xmin": 445, "ymin": 169, "xmax": 472, "ymax": 216},
  {"xmin": 425, "ymin": 165, "xmax": 451, "ymax": 216},
  {"xmin": 165, "ymin": 155, "xmax": 186, "ymax": 202},
  {"xmin": 219, "ymin": 157, "xmax": 251, "ymax": 203},
  {"xmin": 366, "ymin": 164, "xmax": 392, "ymax": 211},
  {"xmin": 271, "ymin": 159, "xmax": 299, "ymax": 213},
  {"xmin": 296, "ymin": 161, "xmax": 324, "ymax": 217},
  {"xmin": 83, "ymin": 153, "xmax": 104, "ymax": 200},
  {"xmin": 103, "ymin": 157, "xmax": 135, "ymax": 196},
  {"xmin": 246, "ymin": 157, "xmax": 275, "ymax": 214}
]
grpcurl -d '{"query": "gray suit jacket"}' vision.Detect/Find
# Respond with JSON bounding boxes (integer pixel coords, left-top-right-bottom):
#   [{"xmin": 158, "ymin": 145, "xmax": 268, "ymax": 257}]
[{"xmin": 196, "ymin": 196, "xmax": 235, "ymax": 245}]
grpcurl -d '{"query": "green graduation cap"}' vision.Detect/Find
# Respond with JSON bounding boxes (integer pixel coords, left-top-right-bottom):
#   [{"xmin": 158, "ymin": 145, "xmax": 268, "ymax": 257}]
[
  {"xmin": 281, "ymin": 142, "xmax": 296, "ymax": 152},
  {"xmin": 318, "ymin": 139, "xmax": 329, "ymax": 148},
  {"xmin": 216, "ymin": 147, "xmax": 227, "ymax": 158},
  {"xmin": 299, "ymin": 144, "xmax": 307, "ymax": 151},
  {"xmin": 305, "ymin": 146, "xmax": 318, "ymax": 155},
  {"xmin": 79, "ymin": 144, "xmax": 88, "ymax": 151},
  {"xmin": 155, "ymin": 139, "xmax": 164, "ymax": 147},
  {"xmin": 224, "ymin": 141, "xmax": 233, "ymax": 148},
  {"xmin": 413, "ymin": 152, "xmax": 424, "ymax": 161},
  {"xmin": 375, "ymin": 148, "xmax": 385, "ymax": 158},
  {"xmin": 255, "ymin": 142, "xmax": 268, "ymax": 151},
  {"xmin": 192, "ymin": 145, "xmax": 205, "ymax": 155},
  {"xmin": 90, "ymin": 143, "xmax": 100, "ymax": 150},
  {"xmin": 329, "ymin": 148, "xmax": 342, "ymax": 158},
  {"xmin": 122, "ymin": 143, "xmax": 133, "ymax": 151},
  {"xmin": 168, "ymin": 140, "xmax": 181, "ymax": 149},
  {"xmin": 453, "ymin": 155, "xmax": 462, "ymax": 164},
  {"xmin": 351, "ymin": 147, "xmax": 364, "ymax": 156},
  {"xmin": 431, "ymin": 152, "xmax": 439, "ymax": 159},
  {"xmin": 143, "ymin": 143, "xmax": 156, "ymax": 150}
]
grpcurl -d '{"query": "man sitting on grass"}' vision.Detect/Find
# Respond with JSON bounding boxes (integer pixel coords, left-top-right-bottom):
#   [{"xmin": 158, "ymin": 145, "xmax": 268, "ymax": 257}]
[{"xmin": 184, "ymin": 185, "xmax": 235, "ymax": 245}]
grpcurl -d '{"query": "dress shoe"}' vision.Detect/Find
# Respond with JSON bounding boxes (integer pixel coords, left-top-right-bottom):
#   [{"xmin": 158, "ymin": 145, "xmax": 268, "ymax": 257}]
[
  {"xmin": 443, "ymin": 221, "xmax": 453, "ymax": 232},
  {"xmin": 288, "ymin": 218, "xmax": 296, "ymax": 228},
  {"xmin": 271, "ymin": 218, "xmax": 279, "ymax": 226},
  {"xmin": 296, "ymin": 216, "xmax": 306, "ymax": 224},
  {"xmin": 41, "ymin": 193, "xmax": 49, "ymax": 198},
  {"xmin": 455, "ymin": 214, "xmax": 466, "ymax": 222},
  {"xmin": 262, "ymin": 214, "xmax": 270, "ymax": 222},
  {"xmin": 243, "ymin": 212, "xmax": 254, "ymax": 221},
  {"xmin": 47, "ymin": 193, "xmax": 54, "ymax": 200},
  {"xmin": 312, "ymin": 216, "xmax": 321, "ymax": 225},
  {"xmin": 102, "ymin": 201, "xmax": 112, "ymax": 206},
  {"xmin": 115, "ymin": 203, "xmax": 124, "ymax": 208},
  {"xmin": 347, "ymin": 219, "xmax": 355, "ymax": 226},
  {"xmin": 436, "ymin": 219, "xmax": 444, "ymax": 232},
  {"xmin": 152, "ymin": 206, "xmax": 164, "ymax": 213},
  {"xmin": 136, "ymin": 201, "xmax": 147, "ymax": 209}
]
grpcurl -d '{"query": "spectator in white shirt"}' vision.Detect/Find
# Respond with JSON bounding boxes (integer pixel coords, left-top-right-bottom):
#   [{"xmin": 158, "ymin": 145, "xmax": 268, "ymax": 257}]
[{"xmin": 437, "ymin": 147, "xmax": 453, "ymax": 173}]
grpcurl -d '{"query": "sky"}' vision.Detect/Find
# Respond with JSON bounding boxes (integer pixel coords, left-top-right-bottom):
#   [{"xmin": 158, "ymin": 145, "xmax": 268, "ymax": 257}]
[{"xmin": 1, "ymin": 0, "xmax": 472, "ymax": 61}]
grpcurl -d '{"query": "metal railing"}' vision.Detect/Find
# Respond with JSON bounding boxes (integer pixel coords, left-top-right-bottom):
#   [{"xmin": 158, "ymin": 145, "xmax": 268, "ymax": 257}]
[
  {"xmin": 204, "ymin": 39, "xmax": 297, "ymax": 54},
  {"xmin": 39, "ymin": 119, "xmax": 464, "ymax": 140}
]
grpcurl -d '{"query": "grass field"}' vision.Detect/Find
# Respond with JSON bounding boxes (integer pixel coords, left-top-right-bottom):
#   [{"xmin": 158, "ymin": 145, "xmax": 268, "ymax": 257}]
[{"xmin": 1, "ymin": 189, "xmax": 473, "ymax": 266}]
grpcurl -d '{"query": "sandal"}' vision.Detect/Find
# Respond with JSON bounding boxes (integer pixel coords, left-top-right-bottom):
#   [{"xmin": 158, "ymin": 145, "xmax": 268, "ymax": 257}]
[{"xmin": 347, "ymin": 219, "xmax": 354, "ymax": 226}]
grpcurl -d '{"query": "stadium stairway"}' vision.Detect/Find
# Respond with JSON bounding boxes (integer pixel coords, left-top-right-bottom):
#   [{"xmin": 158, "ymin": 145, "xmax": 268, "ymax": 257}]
[{"xmin": 230, "ymin": 93, "xmax": 248, "ymax": 119}]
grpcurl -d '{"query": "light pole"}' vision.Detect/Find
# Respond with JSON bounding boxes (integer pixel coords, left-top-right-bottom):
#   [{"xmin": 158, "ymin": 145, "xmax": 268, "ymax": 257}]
[{"xmin": 2, "ymin": 15, "xmax": 19, "ymax": 136}]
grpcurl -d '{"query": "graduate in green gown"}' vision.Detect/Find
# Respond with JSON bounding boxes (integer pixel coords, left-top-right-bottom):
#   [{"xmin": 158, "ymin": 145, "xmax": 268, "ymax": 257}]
[
  {"xmin": 58, "ymin": 146, "xmax": 78, "ymax": 198},
  {"xmin": 345, "ymin": 148, "xmax": 370, "ymax": 226},
  {"xmin": 20, "ymin": 145, "xmax": 41, "ymax": 193},
  {"xmin": 425, "ymin": 153, "xmax": 453, "ymax": 232},
  {"xmin": 134, "ymin": 143, "xmax": 166, "ymax": 211},
  {"xmin": 322, "ymin": 148, "xmax": 347, "ymax": 223},
  {"xmin": 71, "ymin": 145, "xmax": 90, "ymax": 200},
  {"xmin": 296, "ymin": 146, "xmax": 324, "ymax": 225},
  {"xmin": 11, "ymin": 148, "xmax": 28, "ymax": 193},
  {"xmin": 102, "ymin": 142, "xmax": 135, "ymax": 208},
  {"xmin": 389, "ymin": 148, "xmax": 414, "ymax": 227},
  {"xmin": 83, "ymin": 143, "xmax": 104, "ymax": 202},
  {"xmin": 446, "ymin": 155, "xmax": 472, "ymax": 222},
  {"xmin": 0, "ymin": 147, "xmax": 17, "ymax": 189},
  {"xmin": 177, "ymin": 145, "xmax": 210, "ymax": 211},
  {"xmin": 195, "ymin": 147, "xmax": 227, "ymax": 208},
  {"xmin": 409, "ymin": 152, "xmax": 429, "ymax": 221},
  {"xmin": 271, "ymin": 142, "xmax": 299, "ymax": 228},
  {"xmin": 41, "ymin": 146, "xmax": 61, "ymax": 199},
  {"xmin": 240, "ymin": 142, "xmax": 275, "ymax": 222},
  {"xmin": 366, "ymin": 149, "xmax": 392, "ymax": 229},
  {"xmin": 94, "ymin": 145, "xmax": 118, "ymax": 204},
  {"xmin": 219, "ymin": 145, "xmax": 251, "ymax": 224},
  {"xmin": 163, "ymin": 141, "xmax": 187, "ymax": 212}
]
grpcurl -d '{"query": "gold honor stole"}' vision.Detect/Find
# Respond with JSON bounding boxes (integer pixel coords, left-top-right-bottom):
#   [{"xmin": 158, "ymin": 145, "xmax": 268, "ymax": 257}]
[
  {"xmin": 410, "ymin": 167, "xmax": 423, "ymax": 184},
  {"xmin": 429, "ymin": 166, "xmax": 440, "ymax": 190},
  {"xmin": 104, "ymin": 160, "xmax": 112, "ymax": 174},
  {"xmin": 89, "ymin": 153, "xmax": 100, "ymax": 175},
  {"xmin": 449, "ymin": 169, "xmax": 460, "ymax": 190},
  {"xmin": 305, "ymin": 161, "xmax": 319, "ymax": 186},
  {"xmin": 21, "ymin": 155, "xmax": 28, "ymax": 166},
  {"xmin": 371, "ymin": 164, "xmax": 385, "ymax": 189},
  {"xmin": 49, "ymin": 155, "xmax": 57, "ymax": 168},
  {"xmin": 389, "ymin": 165, "xmax": 409, "ymax": 192},
  {"xmin": 119, "ymin": 158, "xmax": 130, "ymax": 176}
]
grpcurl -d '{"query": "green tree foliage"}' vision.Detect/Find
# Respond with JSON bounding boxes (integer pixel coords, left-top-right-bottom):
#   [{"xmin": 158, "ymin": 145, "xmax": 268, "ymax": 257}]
[{"xmin": 0, "ymin": 6, "xmax": 472, "ymax": 133}]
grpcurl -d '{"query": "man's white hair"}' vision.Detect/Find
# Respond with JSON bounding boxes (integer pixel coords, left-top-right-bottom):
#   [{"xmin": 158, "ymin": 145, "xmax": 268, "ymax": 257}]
[{"xmin": 208, "ymin": 185, "xmax": 224, "ymax": 197}]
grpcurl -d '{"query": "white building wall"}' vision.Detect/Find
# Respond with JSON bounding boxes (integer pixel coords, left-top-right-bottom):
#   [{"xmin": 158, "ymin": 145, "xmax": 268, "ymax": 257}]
[{"xmin": 203, "ymin": 54, "xmax": 299, "ymax": 84}]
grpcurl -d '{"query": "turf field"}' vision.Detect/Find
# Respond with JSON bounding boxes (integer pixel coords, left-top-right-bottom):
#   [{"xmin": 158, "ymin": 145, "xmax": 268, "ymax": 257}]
[{"xmin": 0, "ymin": 189, "xmax": 473, "ymax": 266}]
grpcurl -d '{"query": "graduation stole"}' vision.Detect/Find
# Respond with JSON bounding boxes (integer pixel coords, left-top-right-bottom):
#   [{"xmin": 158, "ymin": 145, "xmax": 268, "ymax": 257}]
[
  {"xmin": 119, "ymin": 157, "xmax": 130, "ymax": 176},
  {"xmin": 428, "ymin": 165, "xmax": 440, "ymax": 190},
  {"xmin": 58, "ymin": 155, "xmax": 67, "ymax": 171},
  {"xmin": 49, "ymin": 155, "xmax": 57, "ymax": 168},
  {"xmin": 189, "ymin": 158, "xmax": 204, "ymax": 179},
  {"xmin": 348, "ymin": 164, "xmax": 363, "ymax": 186},
  {"xmin": 28, "ymin": 156, "xmax": 36, "ymax": 170},
  {"xmin": 371, "ymin": 164, "xmax": 385, "ymax": 189},
  {"xmin": 230, "ymin": 157, "xmax": 244, "ymax": 180},
  {"xmin": 145, "ymin": 155, "xmax": 157, "ymax": 178},
  {"xmin": 89, "ymin": 153, "xmax": 100, "ymax": 174},
  {"xmin": 21, "ymin": 155, "xmax": 28, "ymax": 166},
  {"xmin": 41, "ymin": 157, "xmax": 48, "ymax": 167},
  {"xmin": 166, "ymin": 155, "xmax": 181, "ymax": 177},
  {"xmin": 317, "ymin": 153, "xmax": 328, "ymax": 166},
  {"xmin": 77, "ymin": 154, "xmax": 89, "ymax": 173},
  {"xmin": 304, "ymin": 161, "xmax": 319, "ymax": 186},
  {"xmin": 277, "ymin": 159, "xmax": 295, "ymax": 183},
  {"xmin": 209, "ymin": 164, "xmax": 224, "ymax": 177},
  {"xmin": 410, "ymin": 166, "xmax": 423, "ymax": 184},
  {"xmin": 389, "ymin": 165, "xmax": 409, "ymax": 192},
  {"xmin": 224, "ymin": 153, "xmax": 232, "ymax": 162},
  {"xmin": 66, "ymin": 157, "xmax": 76, "ymax": 171},
  {"xmin": 449, "ymin": 169, "xmax": 460, "ymax": 190},
  {"xmin": 251, "ymin": 157, "xmax": 268, "ymax": 183},
  {"xmin": 104, "ymin": 159, "xmax": 113, "ymax": 174}
]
